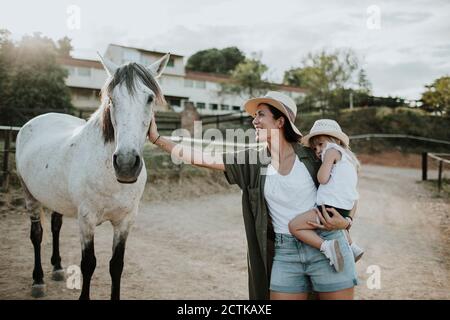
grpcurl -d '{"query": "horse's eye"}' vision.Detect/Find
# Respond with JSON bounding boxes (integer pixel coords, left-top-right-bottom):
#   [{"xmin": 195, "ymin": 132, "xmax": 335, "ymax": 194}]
[{"xmin": 147, "ymin": 95, "xmax": 154, "ymax": 104}]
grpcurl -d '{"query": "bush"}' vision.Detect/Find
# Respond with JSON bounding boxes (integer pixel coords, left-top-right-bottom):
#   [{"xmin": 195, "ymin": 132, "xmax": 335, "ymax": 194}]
[{"xmin": 295, "ymin": 107, "xmax": 450, "ymax": 153}]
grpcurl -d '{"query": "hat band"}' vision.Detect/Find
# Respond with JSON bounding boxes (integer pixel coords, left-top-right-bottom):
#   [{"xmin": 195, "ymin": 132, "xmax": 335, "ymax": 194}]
[
  {"xmin": 256, "ymin": 98, "xmax": 296, "ymax": 122},
  {"xmin": 280, "ymin": 102, "xmax": 296, "ymax": 122}
]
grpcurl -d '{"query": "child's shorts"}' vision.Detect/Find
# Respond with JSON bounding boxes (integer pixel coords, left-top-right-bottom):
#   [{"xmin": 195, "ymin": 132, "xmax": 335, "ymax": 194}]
[{"xmin": 316, "ymin": 205, "xmax": 351, "ymax": 218}]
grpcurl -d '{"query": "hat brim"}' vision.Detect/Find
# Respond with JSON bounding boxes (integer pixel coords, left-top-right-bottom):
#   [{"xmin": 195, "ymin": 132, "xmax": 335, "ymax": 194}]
[
  {"xmin": 301, "ymin": 130, "xmax": 350, "ymax": 147},
  {"xmin": 244, "ymin": 97, "xmax": 302, "ymax": 137}
]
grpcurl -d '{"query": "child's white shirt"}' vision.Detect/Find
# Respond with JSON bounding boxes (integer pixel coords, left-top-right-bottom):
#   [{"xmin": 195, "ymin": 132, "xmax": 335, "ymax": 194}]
[{"xmin": 316, "ymin": 142, "xmax": 359, "ymax": 210}]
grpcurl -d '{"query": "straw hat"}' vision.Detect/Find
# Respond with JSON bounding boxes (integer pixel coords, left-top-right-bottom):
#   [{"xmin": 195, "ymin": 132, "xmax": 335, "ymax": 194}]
[
  {"xmin": 301, "ymin": 119, "xmax": 349, "ymax": 147},
  {"xmin": 244, "ymin": 91, "xmax": 302, "ymax": 136}
]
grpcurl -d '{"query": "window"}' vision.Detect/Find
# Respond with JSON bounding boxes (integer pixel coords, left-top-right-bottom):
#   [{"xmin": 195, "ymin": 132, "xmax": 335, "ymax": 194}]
[
  {"xmin": 76, "ymin": 89, "xmax": 93, "ymax": 100},
  {"xmin": 196, "ymin": 102, "xmax": 206, "ymax": 109},
  {"xmin": 167, "ymin": 58, "xmax": 175, "ymax": 67},
  {"xmin": 65, "ymin": 66, "xmax": 75, "ymax": 76},
  {"xmin": 140, "ymin": 56, "xmax": 152, "ymax": 65},
  {"xmin": 221, "ymin": 104, "xmax": 230, "ymax": 111},
  {"xmin": 232, "ymin": 105, "xmax": 241, "ymax": 111},
  {"xmin": 184, "ymin": 79, "xmax": 194, "ymax": 88},
  {"xmin": 77, "ymin": 67, "xmax": 91, "ymax": 77},
  {"xmin": 122, "ymin": 50, "xmax": 140, "ymax": 63},
  {"xmin": 210, "ymin": 103, "xmax": 218, "ymax": 110},
  {"xmin": 195, "ymin": 80, "xmax": 206, "ymax": 89}
]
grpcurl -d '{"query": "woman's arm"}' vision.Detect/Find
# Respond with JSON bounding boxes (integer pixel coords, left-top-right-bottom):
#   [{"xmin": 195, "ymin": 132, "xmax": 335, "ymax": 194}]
[
  {"xmin": 148, "ymin": 113, "xmax": 225, "ymax": 171},
  {"xmin": 317, "ymin": 148, "xmax": 341, "ymax": 184}
]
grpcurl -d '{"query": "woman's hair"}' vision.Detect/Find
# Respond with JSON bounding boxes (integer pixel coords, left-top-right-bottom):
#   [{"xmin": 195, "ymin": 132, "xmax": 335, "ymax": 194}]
[
  {"xmin": 309, "ymin": 134, "xmax": 361, "ymax": 171},
  {"xmin": 265, "ymin": 104, "xmax": 301, "ymax": 143}
]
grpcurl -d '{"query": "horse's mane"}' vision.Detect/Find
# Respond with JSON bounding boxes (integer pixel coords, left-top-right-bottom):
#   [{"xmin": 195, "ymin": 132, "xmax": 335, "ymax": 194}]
[{"xmin": 97, "ymin": 63, "xmax": 166, "ymax": 144}]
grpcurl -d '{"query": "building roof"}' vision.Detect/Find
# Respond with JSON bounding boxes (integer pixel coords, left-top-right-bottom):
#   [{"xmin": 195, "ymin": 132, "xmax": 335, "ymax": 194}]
[
  {"xmin": 276, "ymin": 84, "xmax": 307, "ymax": 93},
  {"xmin": 185, "ymin": 70, "xmax": 230, "ymax": 82},
  {"xmin": 109, "ymin": 43, "xmax": 184, "ymax": 58},
  {"xmin": 57, "ymin": 57, "xmax": 103, "ymax": 69},
  {"xmin": 57, "ymin": 56, "xmax": 307, "ymax": 93},
  {"xmin": 185, "ymin": 70, "xmax": 307, "ymax": 93}
]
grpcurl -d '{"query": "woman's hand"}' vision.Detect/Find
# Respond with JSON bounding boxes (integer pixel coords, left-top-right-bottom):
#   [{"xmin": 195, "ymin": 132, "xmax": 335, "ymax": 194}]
[
  {"xmin": 147, "ymin": 111, "xmax": 159, "ymax": 143},
  {"xmin": 307, "ymin": 205, "xmax": 350, "ymax": 231}
]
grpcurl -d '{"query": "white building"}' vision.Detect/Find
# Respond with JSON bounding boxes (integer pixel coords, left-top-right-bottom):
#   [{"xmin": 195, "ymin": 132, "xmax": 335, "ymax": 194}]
[{"xmin": 58, "ymin": 44, "xmax": 306, "ymax": 116}]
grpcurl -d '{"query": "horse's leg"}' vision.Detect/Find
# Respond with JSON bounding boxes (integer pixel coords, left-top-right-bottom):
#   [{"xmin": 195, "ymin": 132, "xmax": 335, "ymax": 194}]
[
  {"xmin": 110, "ymin": 218, "xmax": 133, "ymax": 300},
  {"xmin": 20, "ymin": 177, "xmax": 45, "ymax": 298},
  {"xmin": 78, "ymin": 215, "xmax": 96, "ymax": 300},
  {"xmin": 30, "ymin": 214, "xmax": 45, "ymax": 298},
  {"xmin": 51, "ymin": 212, "xmax": 65, "ymax": 281}
]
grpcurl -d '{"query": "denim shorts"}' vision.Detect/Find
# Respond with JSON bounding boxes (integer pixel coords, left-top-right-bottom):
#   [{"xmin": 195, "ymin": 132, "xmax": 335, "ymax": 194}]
[{"xmin": 270, "ymin": 231, "xmax": 358, "ymax": 293}]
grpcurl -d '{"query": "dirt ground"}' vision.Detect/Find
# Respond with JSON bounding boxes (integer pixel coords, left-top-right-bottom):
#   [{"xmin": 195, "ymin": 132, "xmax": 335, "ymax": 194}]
[{"xmin": 0, "ymin": 153, "xmax": 449, "ymax": 300}]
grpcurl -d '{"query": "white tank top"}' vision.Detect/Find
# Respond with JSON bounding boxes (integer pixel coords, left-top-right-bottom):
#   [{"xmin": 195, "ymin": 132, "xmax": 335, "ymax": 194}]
[
  {"xmin": 264, "ymin": 157, "xmax": 317, "ymax": 234},
  {"xmin": 316, "ymin": 142, "xmax": 359, "ymax": 210}
]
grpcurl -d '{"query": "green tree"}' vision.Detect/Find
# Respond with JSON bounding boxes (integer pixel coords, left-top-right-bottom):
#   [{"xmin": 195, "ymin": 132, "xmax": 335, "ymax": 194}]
[
  {"xmin": 0, "ymin": 29, "xmax": 14, "ymax": 113},
  {"xmin": 0, "ymin": 32, "xmax": 73, "ymax": 126},
  {"xmin": 421, "ymin": 76, "xmax": 450, "ymax": 116},
  {"xmin": 56, "ymin": 36, "xmax": 73, "ymax": 57},
  {"xmin": 220, "ymin": 56, "xmax": 273, "ymax": 98},
  {"xmin": 283, "ymin": 49, "xmax": 370, "ymax": 116},
  {"xmin": 186, "ymin": 47, "xmax": 245, "ymax": 74}
]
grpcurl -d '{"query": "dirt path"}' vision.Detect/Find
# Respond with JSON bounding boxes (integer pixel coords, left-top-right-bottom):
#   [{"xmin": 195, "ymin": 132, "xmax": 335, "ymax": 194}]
[{"xmin": 0, "ymin": 165, "xmax": 449, "ymax": 299}]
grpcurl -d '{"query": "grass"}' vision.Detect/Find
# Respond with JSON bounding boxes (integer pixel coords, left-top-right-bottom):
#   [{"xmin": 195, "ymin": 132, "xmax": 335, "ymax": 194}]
[{"xmin": 422, "ymin": 179, "xmax": 450, "ymax": 199}]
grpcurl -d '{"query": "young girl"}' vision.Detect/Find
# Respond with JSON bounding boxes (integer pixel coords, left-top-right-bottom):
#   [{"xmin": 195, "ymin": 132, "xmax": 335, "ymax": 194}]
[{"xmin": 288, "ymin": 119, "xmax": 364, "ymax": 272}]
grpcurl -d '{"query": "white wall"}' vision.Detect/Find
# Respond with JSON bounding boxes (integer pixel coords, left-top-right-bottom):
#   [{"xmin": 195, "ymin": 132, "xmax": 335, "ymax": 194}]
[
  {"xmin": 64, "ymin": 66, "xmax": 107, "ymax": 90},
  {"xmin": 61, "ymin": 44, "xmax": 306, "ymax": 115}
]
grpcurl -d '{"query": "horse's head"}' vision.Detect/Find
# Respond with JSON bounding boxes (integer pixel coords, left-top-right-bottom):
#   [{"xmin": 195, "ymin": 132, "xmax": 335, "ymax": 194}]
[{"xmin": 98, "ymin": 52, "xmax": 169, "ymax": 184}]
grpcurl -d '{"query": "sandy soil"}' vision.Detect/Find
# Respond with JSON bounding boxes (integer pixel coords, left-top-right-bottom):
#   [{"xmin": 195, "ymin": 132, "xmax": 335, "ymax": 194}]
[{"xmin": 0, "ymin": 164, "xmax": 449, "ymax": 300}]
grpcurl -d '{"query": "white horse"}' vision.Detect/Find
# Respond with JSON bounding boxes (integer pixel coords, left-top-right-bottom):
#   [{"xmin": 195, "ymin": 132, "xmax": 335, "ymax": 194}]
[{"xmin": 15, "ymin": 52, "xmax": 170, "ymax": 299}]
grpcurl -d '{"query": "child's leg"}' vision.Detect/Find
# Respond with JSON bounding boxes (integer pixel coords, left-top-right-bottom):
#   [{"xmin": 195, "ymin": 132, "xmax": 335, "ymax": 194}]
[
  {"xmin": 288, "ymin": 209, "xmax": 324, "ymax": 250},
  {"xmin": 344, "ymin": 229, "xmax": 352, "ymax": 245}
]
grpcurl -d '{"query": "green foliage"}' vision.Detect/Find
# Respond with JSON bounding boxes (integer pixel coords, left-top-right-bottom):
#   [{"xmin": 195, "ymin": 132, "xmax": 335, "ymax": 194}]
[
  {"xmin": 0, "ymin": 31, "xmax": 74, "ymax": 126},
  {"xmin": 186, "ymin": 47, "xmax": 245, "ymax": 74},
  {"xmin": 0, "ymin": 30, "xmax": 14, "ymax": 113},
  {"xmin": 56, "ymin": 36, "xmax": 73, "ymax": 57},
  {"xmin": 296, "ymin": 107, "xmax": 450, "ymax": 153},
  {"xmin": 284, "ymin": 49, "xmax": 370, "ymax": 117},
  {"xmin": 220, "ymin": 56, "xmax": 273, "ymax": 98},
  {"xmin": 421, "ymin": 76, "xmax": 450, "ymax": 115}
]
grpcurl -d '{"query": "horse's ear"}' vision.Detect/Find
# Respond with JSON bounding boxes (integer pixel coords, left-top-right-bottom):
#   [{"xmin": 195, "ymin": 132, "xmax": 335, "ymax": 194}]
[
  {"xmin": 97, "ymin": 51, "xmax": 118, "ymax": 77},
  {"xmin": 147, "ymin": 53, "xmax": 170, "ymax": 78}
]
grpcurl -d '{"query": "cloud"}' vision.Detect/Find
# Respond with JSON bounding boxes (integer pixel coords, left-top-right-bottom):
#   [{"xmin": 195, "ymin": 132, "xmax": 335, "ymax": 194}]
[
  {"xmin": 382, "ymin": 11, "xmax": 433, "ymax": 25},
  {"xmin": 4, "ymin": 0, "xmax": 449, "ymax": 100},
  {"xmin": 366, "ymin": 60, "xmax": 445, "ymax": 99}
]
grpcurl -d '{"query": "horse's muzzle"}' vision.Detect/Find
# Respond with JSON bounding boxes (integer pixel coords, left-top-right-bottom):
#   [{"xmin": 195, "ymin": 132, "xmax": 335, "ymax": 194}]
[{"xmin": 113, "ymin": 151, "xmax": 143, "ymax": 184}]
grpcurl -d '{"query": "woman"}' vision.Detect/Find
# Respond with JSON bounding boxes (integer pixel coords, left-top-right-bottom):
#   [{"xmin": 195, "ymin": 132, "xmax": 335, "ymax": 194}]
[{"xmin": 148, "ymin": 91, "xmax": 358, "ymax": 300}]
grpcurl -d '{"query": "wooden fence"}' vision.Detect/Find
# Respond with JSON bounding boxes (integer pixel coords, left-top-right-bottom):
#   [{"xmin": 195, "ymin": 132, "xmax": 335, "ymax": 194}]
[
  {"xmin": 422, "ymin": 152, "xmax": 450, "ymax": 193},
  {"xmin": 3, "ymin": 122, "xmax": 450, "ymax": 192},
  {"xmin": 0, "ymin": 126, "xmax": 20, "ymax": 191}
]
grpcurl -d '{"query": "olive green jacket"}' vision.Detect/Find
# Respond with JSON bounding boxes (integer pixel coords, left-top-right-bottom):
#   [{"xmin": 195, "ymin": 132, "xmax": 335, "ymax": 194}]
[{"xmin": 223, "ymin": 142, "xmax": 321, "ymax": 300}]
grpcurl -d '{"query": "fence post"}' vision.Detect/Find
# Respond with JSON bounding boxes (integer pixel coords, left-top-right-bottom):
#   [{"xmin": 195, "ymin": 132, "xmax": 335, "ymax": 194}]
[
  {"xmin": 438, "ymin": 160, "xmax": 443, "ymax": 193},
  {"xmin": 2, "ymin": 129, "xmax": 11, "ymax": 191},
  {"xmin": 422, "ymin": 152, "xmax": 428, "ymax": 181}
]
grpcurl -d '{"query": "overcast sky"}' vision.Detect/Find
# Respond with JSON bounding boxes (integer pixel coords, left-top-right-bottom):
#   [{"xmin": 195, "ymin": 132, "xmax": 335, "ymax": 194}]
[{"xmin": 2, "ymin": 0, "xmax": 449, "ymax": 100}]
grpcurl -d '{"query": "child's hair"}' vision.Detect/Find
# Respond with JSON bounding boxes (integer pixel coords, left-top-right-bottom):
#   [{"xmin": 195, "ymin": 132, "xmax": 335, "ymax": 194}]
[{"xmin": 309, "ymin": 135, "xmax": 361, "ymax": 172}]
